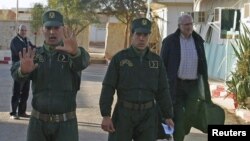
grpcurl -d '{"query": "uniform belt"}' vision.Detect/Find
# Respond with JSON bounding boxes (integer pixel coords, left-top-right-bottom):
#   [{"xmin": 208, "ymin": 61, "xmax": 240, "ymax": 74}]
[
  {"xmin": 31, "ymin": 109, "xmax": 76, "ymax": 122},
  {"xmin": 119, "ymin": 100, "xmax": 154, "ymax": 110}
]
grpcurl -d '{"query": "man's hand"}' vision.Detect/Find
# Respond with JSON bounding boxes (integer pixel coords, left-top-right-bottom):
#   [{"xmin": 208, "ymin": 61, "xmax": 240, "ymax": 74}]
[
  {"xmin": 19, "ymin": 47, "xmax": 38, "ymax": 74},
  {"xmin": 101, "ymin": 116, "xmax": 115, "ymax": 133},
  {"xmin": 165, "ymin": 118, "xmax": 174, "ymax": 128},
  {"xmin": 55, "ymin": 27, "xmax": 78, "ymax": 56}
]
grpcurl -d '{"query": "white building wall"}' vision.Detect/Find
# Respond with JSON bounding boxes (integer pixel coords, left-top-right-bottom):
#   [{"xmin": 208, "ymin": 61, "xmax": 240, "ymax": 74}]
[
  {"xmin": 89, "ymin": 24, "xmax": 106, "ymax": 42},
  {"xmin": 194, "ymin": 0, "xmax": 250, "ymax": 43},
  {"xmin": 18, "ymin": 13, "xmax": 32, "ymax": 21},
  {"xmin": 193, "ymin": 0, "xmax": 250, "ymax": 80}
]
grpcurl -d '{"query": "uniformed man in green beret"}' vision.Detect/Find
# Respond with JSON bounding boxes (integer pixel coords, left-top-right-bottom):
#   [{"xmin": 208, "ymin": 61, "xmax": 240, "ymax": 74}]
[
  {"xmin": 11, "ymin": 10, "xmax": 90, "ymax": 141},
  {"xmin": 99, "ymin": 18, "xmax": 174, "ymax": 141}
]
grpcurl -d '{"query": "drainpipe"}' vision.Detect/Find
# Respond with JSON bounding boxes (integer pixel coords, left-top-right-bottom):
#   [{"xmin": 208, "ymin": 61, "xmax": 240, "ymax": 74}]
[{"xmin": 16, "ymin": 0, "xmax": 19, "ymax": 30}]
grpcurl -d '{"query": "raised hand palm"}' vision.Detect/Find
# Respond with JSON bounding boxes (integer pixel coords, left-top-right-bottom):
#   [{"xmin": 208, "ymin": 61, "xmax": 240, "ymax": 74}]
[
  {"xmin": 56, "ymin": 27, "xmax": 78, "ymax": 56},
  {"xmin": 19, "ymin": 47, "xmax": 37, "ymax": 74}
]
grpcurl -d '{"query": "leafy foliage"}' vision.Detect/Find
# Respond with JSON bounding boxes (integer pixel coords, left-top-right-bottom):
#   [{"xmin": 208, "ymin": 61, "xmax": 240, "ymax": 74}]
[
  {"xmin": 227, "ymin": 24, "xmax": 250, "ymax": 108},
  {"xmin": 48, "ymin": 0, "xmax": 100, "ymax": 36},
  {"xmin": 30, "ymin": 3, "xmax": 47, "ymax": 45},
  {"xmin": 100, "ymin": 0, "xmax": 147, "ymax": 24},
  {"xmin": 30, "ymin": 3, "xmax": 46, "ymax": 33},
  {"xmin": 99, "ymin": 0, "xmax": 147, "ymax": 48}
]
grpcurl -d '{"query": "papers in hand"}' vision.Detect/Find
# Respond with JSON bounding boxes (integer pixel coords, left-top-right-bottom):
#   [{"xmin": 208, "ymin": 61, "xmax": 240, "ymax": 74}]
[{"xmin": 161, "ymin": 123, "xmax": 174, "ymax": 135}]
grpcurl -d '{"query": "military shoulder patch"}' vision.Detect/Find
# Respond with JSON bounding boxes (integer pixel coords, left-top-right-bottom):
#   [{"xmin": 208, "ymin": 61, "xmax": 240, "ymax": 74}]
[
  {"xmin": 57, "ymin": 54, "xmax": 69, "ymax": 62},
  {"xmin": 120, "ymin": 59, "xmax": 133, "ymax": 67},
  {"xmin": 149, "ymin": 61, "xmax": 159, "ymax": 68},
  {"xmin": 34, "ymin": 54, "xmax": 45, "ymax": 63}
]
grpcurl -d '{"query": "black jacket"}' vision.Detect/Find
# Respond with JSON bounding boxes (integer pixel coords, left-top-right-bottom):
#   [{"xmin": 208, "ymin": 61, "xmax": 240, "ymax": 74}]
[
  {"xmin": 10, "ymin": 34, "xmax": 36, "ymax": 62},
  {"xmin": 160, "ymin": 29, "xmax": 210, "ymax": 102}
]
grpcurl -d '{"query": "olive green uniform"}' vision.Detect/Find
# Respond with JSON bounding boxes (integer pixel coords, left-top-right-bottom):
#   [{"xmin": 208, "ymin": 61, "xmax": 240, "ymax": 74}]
[
  {"xmin": 11, "ymin": 44, "xmax": 90, "ymax": 141},
  {"xmin": 99, "ymin": 46, "xmax": 173, "ymax": 141}
]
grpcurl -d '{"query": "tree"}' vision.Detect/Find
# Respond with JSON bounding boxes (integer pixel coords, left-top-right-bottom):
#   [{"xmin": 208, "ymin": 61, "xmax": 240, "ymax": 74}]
[
  {"xmin": 30, "ymin": 3, "xmax": 46, "ymax": 45},
  {"xmin": 48, "ymin": 0, "xmax": 100, "ymax": 36},
  {"xmin": 99, "ymin": 0, "xmax": 147, "ymax": 48}
]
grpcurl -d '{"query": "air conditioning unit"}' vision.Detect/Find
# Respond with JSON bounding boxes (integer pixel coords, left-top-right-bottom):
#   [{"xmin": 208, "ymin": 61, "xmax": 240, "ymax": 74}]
[
  {"xmin": 244, "ymin": 3, "xmax": 250, "ymax": 18},
  {"xmin": 218, "ymin": 8, "xmax": 241, "ymax": 39}
]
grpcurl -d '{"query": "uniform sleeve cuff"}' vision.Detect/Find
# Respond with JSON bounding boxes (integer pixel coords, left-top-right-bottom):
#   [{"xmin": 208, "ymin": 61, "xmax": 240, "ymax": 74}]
[
  {"xmin": 69, "ymin": 48, "xmax": 81, "ymax": 58},
  {"xmin": 18, "ymin": 67, "xmax": 29, "ymax": 78}
]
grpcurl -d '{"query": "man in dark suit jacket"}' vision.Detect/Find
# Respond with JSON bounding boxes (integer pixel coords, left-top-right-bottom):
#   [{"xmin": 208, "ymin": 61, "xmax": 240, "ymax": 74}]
[
  {"xmin": 10, "ymin": 24, "xmax": 36, "ymax": 119},
  {"xmin": 160, "ymin": 14, "xmax": 211, "ymax": 141}
]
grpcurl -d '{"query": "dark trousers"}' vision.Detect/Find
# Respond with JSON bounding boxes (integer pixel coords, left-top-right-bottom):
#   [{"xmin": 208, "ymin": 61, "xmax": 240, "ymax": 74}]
[
  {"xmin": 27, "ymin": 117, "xmax": 78, "ymax": 141},
  {"xmin": 10, "ymin": 80, "xmax": 30, "ymax": 116},
  {"xmin": 108, "ymin": 105, "xmax": 157, "ymax": 141},
  {"xmin": 173, "ymin": 79, "xmax": 199, "ymax": 141}
]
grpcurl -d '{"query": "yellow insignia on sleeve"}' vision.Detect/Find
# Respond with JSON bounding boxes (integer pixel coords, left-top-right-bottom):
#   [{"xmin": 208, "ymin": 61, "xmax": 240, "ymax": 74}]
[
  {"xmin": 34, "ymin": 54, "xmax": 44, "ymax": 63},
  {"xmin": 120, "ymin": 59, "xmax": 133, "ymax": 67},
  {"xmin": 57, "ymin": 54, "xmax": 68, "ymax": 62}
]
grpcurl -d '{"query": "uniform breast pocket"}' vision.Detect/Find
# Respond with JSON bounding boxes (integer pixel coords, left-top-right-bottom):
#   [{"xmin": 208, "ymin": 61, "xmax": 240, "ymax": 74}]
[
  {"xmin": 118, "ymin": 66, "xmax": 135, "ymax": 88},
  {"xmin": 146, "ymin": 68, "xmax": 159, "ymax": 81},
  {"xmin": 55, "ymin": 62, "xmax": 73, "ymax": 90},
  {"xmin": 144, "ymin": 67, "xmax": 159, "ymax": 90}
]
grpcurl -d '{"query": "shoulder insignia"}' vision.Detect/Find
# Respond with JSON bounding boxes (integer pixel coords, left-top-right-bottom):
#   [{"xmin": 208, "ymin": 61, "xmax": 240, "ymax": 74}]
[
  {"xmin": 149, "ymin": 61, "xmax": 159, "ymax": 68},
  {"xmin": 34, "ymin": 54, "xmax": 45, "ymax": 63},
  {"xmin": 120, "ymin": 59, "xmax": 133, "ymax": 67},
  {"xmin": 57, "ymin": 54, "xmax": 68, "ymax": 62}
]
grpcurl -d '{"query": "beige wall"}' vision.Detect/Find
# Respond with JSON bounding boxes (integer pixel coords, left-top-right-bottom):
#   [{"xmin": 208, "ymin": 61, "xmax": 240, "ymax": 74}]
[
  {"xmin": 104, "ymin": 23, "xmax": 126, "ymax": 60},
  {"xmin": 76, "ymin": 26, "xmax": 90, "ymax": 51}
]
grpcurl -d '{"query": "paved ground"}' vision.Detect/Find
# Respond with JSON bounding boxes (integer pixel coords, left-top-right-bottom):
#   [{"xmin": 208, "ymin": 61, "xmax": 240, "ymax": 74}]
[{"xmin": 0, "ymin": 63, "xmax": 246, "ymax": 141}]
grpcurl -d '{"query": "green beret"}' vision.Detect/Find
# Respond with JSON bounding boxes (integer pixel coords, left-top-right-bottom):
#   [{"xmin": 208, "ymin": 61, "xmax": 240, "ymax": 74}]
[
  {"xmin": 131, "ymin": 18, "xmax": 151, "ymax": 33},
  {"xmin": 42, "ymin": 10, "xmax": 64, "ymax": 27}
]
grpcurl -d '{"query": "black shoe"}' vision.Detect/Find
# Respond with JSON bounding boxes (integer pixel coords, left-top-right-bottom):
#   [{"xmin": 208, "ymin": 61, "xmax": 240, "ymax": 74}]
[{"xmin": 19, "ymin": 113, "xmax": 30, "ymax": 118}]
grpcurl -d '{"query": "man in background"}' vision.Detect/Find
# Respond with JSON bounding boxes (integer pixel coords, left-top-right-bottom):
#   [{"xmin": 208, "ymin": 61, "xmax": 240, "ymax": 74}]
[
  {"xmin": 10, "ymin": 24, "xmax": 36, "ymax": 119},
  {"xmin": 160, "ymin": 14, "xmax": 210, "ymax": 141}
]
